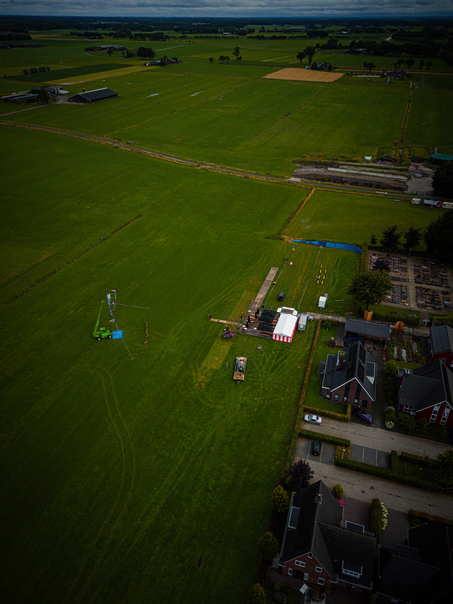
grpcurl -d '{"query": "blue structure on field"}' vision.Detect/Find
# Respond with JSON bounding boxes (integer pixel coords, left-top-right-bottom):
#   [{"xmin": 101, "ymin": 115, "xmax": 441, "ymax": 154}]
[
  {"xmin": 292, "ymin": 240, "xmax": 362, "ymax": 254},
  {"xmin": 112, "ymin": 330, "xmax": 123, "ymax": 339}
]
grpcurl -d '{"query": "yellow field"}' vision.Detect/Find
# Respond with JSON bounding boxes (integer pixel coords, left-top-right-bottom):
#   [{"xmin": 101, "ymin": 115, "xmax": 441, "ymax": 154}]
[{"xmin": 263, "ymin": 68, "xmax": 344, "ymax": 83}]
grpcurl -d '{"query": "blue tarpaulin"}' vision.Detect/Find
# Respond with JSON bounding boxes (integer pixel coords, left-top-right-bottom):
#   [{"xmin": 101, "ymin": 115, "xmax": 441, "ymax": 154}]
[
  {"xmin": 112, "ymin": 330, "xmax": 123, "ymax": 339},
  {"xmin": 292, "ymin": 240, "xmax": 362, "ymax": 254}
]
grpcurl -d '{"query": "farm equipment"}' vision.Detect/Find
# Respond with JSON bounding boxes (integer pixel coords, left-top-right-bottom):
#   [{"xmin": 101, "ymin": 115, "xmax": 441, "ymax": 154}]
[
  {"xmin": 234, "ymin": 357, "xmax": 247, "ymax": 383},
  {"xmin": 93, "ymin": 300, "xmax": 113, "ymax": 340}
]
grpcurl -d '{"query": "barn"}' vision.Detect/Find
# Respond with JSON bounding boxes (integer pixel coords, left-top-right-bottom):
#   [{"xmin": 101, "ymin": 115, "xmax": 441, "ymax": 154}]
[
  {"xmin": 272, "ymin": 307, "xmax": 298, "ymax": 343},
  {"xmin": 68, "ymin": 87, "xmax": 118, "ymax": 104},
  {"xmin": 344, "ymin": 318, "xmax": 390, "ymax": 344}
]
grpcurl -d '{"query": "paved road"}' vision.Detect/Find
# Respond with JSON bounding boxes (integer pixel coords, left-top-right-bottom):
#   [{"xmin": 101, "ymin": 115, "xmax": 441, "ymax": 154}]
[
  {"xmin": 297, "ymin": 418, "xmax": 453, "ymax": 518},
  {"xmin": 304, "ymin": 417, "xmax": 451, "ymax": 459}
]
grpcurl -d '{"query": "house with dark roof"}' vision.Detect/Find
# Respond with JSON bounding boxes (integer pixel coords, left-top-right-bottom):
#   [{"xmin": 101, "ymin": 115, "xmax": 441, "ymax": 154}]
[
  {"xmin": 398, "ymin": 359, "xmax": 453, "ymax": 426},
  {"xmin": 68, "ymin": 87, "xmax": 118, "ymax": 104},
  {"xmin": 279, "ymin": 481, "xmax": 376, "ymax": 595},
  {"xmin": 321, "ymin": 342, "xmax": 376, "ymax": 409},
  {"xmin": 344, "ymin": 318, "xmax": 391, "ymax": 344},
  {"xmin": 377, "ymin": 524, "xmax": 453, "ymax": 603},
  {"xmin": 430, "ymin": 325, "xmax": 453, "ymax": 368}
]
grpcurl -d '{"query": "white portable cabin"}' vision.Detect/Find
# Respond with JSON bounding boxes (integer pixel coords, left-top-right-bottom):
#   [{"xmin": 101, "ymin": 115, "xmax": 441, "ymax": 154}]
[
  {"xmin": 318, "ymin": 296, "xmax": 327, "ymax": 309},
  {"xmin": 298, "ymin": 313, "xmax": 308, "ymax": 332},
  {"xmin": 411, "ymin": 197, "xmax": 421, "ymax": 205},
  {"xmin": 273, "ymin": 308, "xmax": 298, "ymax": 343}
]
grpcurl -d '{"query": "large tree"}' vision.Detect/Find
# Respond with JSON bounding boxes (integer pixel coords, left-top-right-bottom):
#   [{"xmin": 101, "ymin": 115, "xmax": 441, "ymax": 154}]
[
  {"xmin": 287, "ymin": 459, "xmax": 314, "ymax": 491},
  {"xmin": 296, "ymin": 51, "xmax": 306, "ymax": 63},
  {"xmin": 348, "ymin": 270, "xmax": 392, "ymax": 310},
  {"xmin": 404, "ymin": 227, "xmax": 422, "ymax": 251},
  {"xmin": 137, "ymin": 47, "xmax": 156, "ymax": 59},
  {"xmin": 432, "ymin": 162, "xmax": 453, "ymax": 197},
  {"xmin": 381, "ymin": 225, "xmax": 401, "ymax": 252},
  {"xmin": 424, "ymin": 210, "xmax": 453, "ymax": 264},
  {"xmin": 233, "ymin": 46, "xmax": 240, "ymax": 60},
  {"xmin": 304, "ymin": 45, "xmax": 316, "ymax": 65}
]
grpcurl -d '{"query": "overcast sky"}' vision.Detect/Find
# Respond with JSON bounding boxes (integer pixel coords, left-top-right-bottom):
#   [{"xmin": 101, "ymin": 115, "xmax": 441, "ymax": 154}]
[{"xmin": 1, "ymin": 0, "xmax": 452, "ymax": 18}]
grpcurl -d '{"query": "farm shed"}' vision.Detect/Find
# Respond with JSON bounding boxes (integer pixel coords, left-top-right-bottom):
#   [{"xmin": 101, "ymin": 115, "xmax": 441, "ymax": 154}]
[
  {"xmin": 273, "ymin": 308, "xmax": 298, "ymax": 343},
  {"xmin": 344, "ymin": 318, "xmax": 390, "ymax": 344},
  {"xmin": 68, "ymin": 87, "xmax": 118, "ymax": 104}
]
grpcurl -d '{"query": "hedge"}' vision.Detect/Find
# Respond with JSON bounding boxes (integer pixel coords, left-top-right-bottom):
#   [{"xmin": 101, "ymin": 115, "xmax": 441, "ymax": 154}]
[
  {"xmin": 299, "ymin": 429, "xmax": 350, "ymax": 448},
  {"xmin": 304, "ymin": 405, "xmax": 350, "ymax": 422},
  {"xmin": 408, "ymin": 509, "xmax": 453, "ymax": 528},
  {"xmin": 335, "ymin": 457, "xmax": 442, "ymax": 491},
  {"xmin": 285, "ymin": 320, "xmax": 322, "ymax": 467},
  {"xmin": 400, "ymin": 451, "xmax": 439, "ymax": 468},
  {"xmin": 360, "ymin": 243, "xmax": 368, "ymax": 273}
]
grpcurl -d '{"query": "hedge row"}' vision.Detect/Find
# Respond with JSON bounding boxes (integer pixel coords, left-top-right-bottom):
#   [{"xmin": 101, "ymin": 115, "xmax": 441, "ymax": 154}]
[
  {"xmin": 303, "ymin": 405, "xmax": 350, "ymax": 422},
  {"xmin": 408, "ymin": 509, "xmax": 453, "ymax": 528},
  {"xmin": 299, "ymin": 429, "xmax": 350, "ymax": 448},
  {"xmin": 400, "ymin": 451, "xmax": 439, "ymax": 468},
  {"xmin": 335, "ymin": 445, "xmax": 350, "ymax": 461},
  {"xmin": 7, "ymin": 214, "xmax": 142, "ymax": 304},
  {"xmin": 335, "ymin": 457, "xmax": 442, "ymax": 492},
  {"xmin": 285, "ymin": 320, "xmax": 322, "ymax": 467}
]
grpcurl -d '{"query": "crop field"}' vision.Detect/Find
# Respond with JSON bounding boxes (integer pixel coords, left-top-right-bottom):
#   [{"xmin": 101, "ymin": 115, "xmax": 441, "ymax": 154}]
[
  {"xmin": 1, "ymin": 27, "xmax": 451, "ymax": 604},
  {"xmin": 405, "ymin": 89, "xmax": 453, "ymax": 148}
]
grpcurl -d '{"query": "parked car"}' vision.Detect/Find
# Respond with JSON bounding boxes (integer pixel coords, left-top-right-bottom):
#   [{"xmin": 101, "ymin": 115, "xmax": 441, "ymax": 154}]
[
  {"xmin": 353, "ymin": 409, "xmax": 373, "ymax": 424},
  {"xmin": 304, "ymin": 414, "xmax": 322, "ymax": 425},
  {"xmin": 311, "ymin": 441, "xmax": 321, "ymax": 456},
  {"xmin": 278, "ymin": 292, "xmax": 286, "ymax": 301}
]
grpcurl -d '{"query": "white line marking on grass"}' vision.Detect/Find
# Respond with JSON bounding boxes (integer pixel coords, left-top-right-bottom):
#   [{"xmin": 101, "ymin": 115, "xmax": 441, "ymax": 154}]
[
  {"xmin": 262, "ymin": 56, "xmax": 289, "ymax": 62},
  {"xmin": 158, "ymin": 45, "xmax": 185, "ymax": 51},
  {"xmin": 190, "ymin": 91, "xmax": 204, "ymax": 96},
  {"xmin": 146, "ymin": 93, "xmax": 160, "ymax": 97}
]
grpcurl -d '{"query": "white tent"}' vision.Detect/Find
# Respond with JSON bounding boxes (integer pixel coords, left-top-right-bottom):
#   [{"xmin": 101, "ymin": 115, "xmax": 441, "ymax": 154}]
[
  {"xmin": 273, "ymin": 308, "xmax": 298, "ymax": 343},
  {"xmin": 318, "ymin": 296, "xmax": 327, "ymax": 309}
]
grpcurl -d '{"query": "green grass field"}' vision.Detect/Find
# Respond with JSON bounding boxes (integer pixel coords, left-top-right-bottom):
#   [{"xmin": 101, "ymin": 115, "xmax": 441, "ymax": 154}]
[{"xmin": 0, "ymin": 29, "xmax": 451, "ymax": 604}]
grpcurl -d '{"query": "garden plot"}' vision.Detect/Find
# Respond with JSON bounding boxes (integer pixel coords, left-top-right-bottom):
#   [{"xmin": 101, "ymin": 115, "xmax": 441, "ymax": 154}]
[{"xmin": 263, "ymin": 67, "xmax": 344, "ymax": 83}]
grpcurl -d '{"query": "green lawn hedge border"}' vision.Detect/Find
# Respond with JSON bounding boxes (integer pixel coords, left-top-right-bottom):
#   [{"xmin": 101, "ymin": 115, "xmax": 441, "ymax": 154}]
[
  {"xmin": 408, "ymin": 509, "xmax": 453, "ymax": 528},
  {"xmin": 285, "ymin": 320, "xmax": 322, "ymax": 467},
  {"xmin": 299, "ymin": 429, "xmax": 350, "ymax": 448},
  {"xmin": 335, "ymin": 454, "xmax": 443, "ymax": 492},
  {"xmin": 304, "ymin": 405, "xmax": 351, "ymax": 422},
  {"xmin": 400, "ymin": 451, "xmax": 439, "ymax": 468}
]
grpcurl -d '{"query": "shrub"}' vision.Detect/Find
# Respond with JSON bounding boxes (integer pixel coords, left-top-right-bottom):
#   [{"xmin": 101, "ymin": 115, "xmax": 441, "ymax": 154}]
[
  {"xmin": 272, "ymin": 485, "xmax": 289, "ymax": 513},
  {"xmin": 385, "ymin": 360, "xmax": 398, "ymax": 377},
  {"xmin": 248, "ymin": 583, "xmax": 266, "ymax": 604},
  {"xmin": 331, "ymin": 484, "xmax": 344, "ymax": 500},
  {"xmin": 287, "ymin": 459, "xmax": 314, "ymax": 491},
  {"xmin": 370, "ymin": 498, "xmax": 382, "ymax": 541},
  {"xmin": 259, "ymin": 532, "xmax": 279, "ymax": 561}
]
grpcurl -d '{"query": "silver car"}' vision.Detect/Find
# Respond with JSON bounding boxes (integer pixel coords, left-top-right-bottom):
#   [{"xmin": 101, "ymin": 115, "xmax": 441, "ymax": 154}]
[{"xmin": 304, "ymin": 414, "xmax": 322, "ymax": 425}]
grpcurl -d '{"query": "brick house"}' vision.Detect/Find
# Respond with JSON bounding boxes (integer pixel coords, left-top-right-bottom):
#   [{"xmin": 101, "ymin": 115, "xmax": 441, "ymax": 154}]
[
  {"xmin": 321, "ymin": 342, "xmax": 376, "ymax": 409},
  {"xmin": 429, "ymin": 325, "xmax": 453, "ymax": 368},
  {"xmin": 377, "ymin": 524, "xmax": 453, "ymax": 603},
  {"xmin": 278, "ymin": 481, "xmax": 376, "ymax": 596},
  {"xmin": 398, "ymin": 359, "xmax": 453, "ymax": 427}
]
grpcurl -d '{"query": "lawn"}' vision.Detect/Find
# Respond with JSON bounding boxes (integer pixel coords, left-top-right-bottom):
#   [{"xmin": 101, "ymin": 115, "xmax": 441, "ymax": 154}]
[
  {"xmin": 287, "ymin": 189, "xmax": 445, "ymax": 247},
  {"xmin": 1, "ymin": 29, "xmax": 452, "ymax": 604},
  {"xmin": 405, "ymin": 89, "xmax": 453, "ymax": 148},
  {"xmin": 0, "ymin": 124, "xmax": 318, "ymax": 604}
]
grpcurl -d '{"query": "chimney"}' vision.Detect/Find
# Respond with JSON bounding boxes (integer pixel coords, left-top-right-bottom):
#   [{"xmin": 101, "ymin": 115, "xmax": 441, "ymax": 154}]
[{"xmin": 337, "ymin": 351, "xmax": 346, "ymax": 369}]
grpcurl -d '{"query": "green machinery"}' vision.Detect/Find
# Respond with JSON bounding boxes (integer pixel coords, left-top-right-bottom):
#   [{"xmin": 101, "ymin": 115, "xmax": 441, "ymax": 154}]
[{"xmin": 93, "ymin": 300, "xmax": 113, "ymax": 340}]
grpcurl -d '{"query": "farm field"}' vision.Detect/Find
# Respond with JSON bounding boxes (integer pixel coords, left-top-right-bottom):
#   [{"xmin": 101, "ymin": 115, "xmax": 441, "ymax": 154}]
[
  {"xmin": 405, "ymin": 89, "xmax": 453, "ymax": 148},
  {"xmin": 1, "ymin": 26, "xmax": 452, "ymax": 604}
]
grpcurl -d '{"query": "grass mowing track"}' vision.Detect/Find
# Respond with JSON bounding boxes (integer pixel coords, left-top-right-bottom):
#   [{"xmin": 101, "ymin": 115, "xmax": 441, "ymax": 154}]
[{"xmin": 1, "ymin": 31, "xmax": 451, "ymax": 604}]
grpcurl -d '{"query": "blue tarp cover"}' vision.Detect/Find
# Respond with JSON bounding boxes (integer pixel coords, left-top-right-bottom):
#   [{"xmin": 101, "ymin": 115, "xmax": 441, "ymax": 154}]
[
  {"xmin": 292, "ymin": 240, "xmax": 362, "ymax": 254},
  {"xmin": 112, "ymin": 330, "xmax": 123, "ymax": 339}
]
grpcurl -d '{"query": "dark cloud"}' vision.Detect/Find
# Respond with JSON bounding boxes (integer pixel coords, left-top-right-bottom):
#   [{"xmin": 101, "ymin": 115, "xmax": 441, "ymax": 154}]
[{"xmin": 0, "ymin": 0, "xmax": 452, "ymax": 16}]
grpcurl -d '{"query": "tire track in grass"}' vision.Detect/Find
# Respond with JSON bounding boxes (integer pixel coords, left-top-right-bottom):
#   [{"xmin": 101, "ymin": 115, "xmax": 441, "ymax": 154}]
[{"xmin": 62, "ymin": 366, "xmax": 136, "ymax": 604}]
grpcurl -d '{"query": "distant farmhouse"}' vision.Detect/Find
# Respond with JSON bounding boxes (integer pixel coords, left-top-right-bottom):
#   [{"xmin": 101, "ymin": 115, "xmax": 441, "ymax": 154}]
[
  {"xmin": 68, "ymin": 87, "xmax": 118, "ymax": 104},
  {"xmin": 2, "ymin": 85, "xmax": 67, "ymax": 104},
  {"xmin": 84, "ymin": 45, "xmax": 126, "ymax": 52},
  {"xmin": 145, "ymin": 57, "xmax": 182, "ymax": 67}
]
